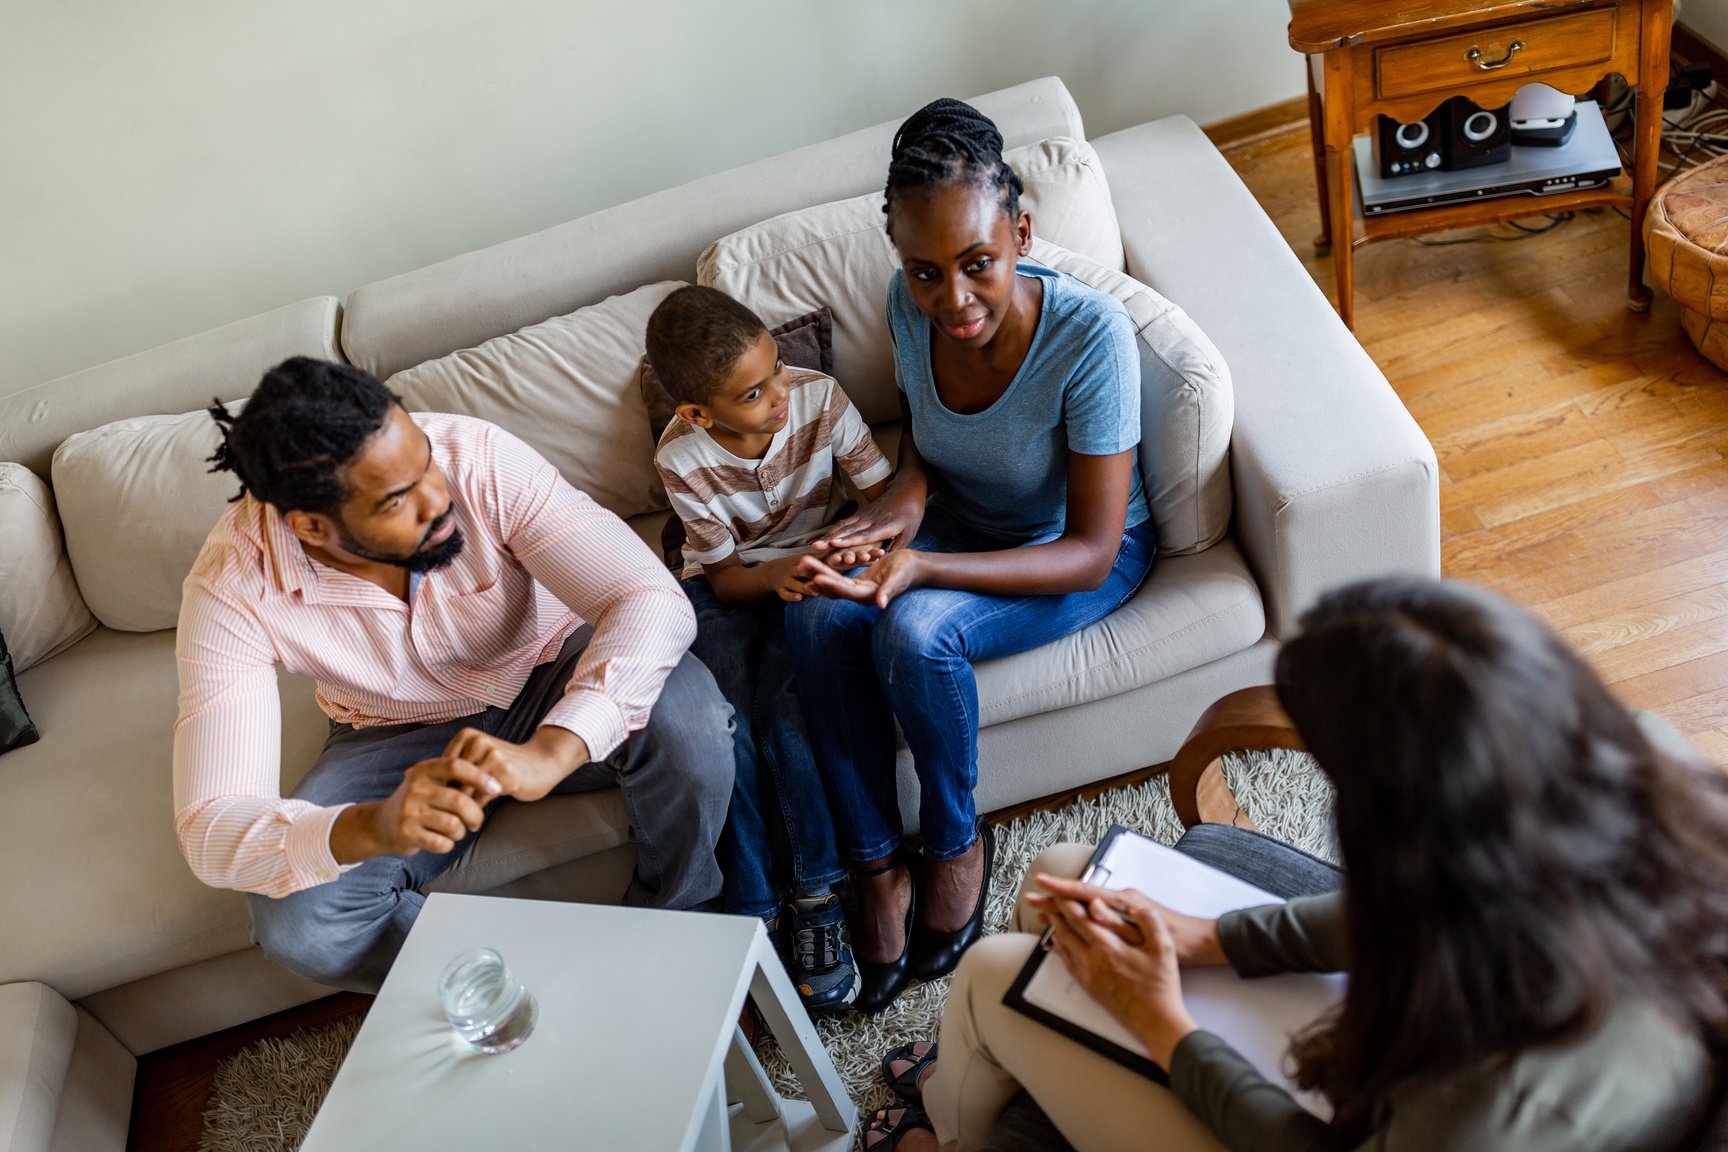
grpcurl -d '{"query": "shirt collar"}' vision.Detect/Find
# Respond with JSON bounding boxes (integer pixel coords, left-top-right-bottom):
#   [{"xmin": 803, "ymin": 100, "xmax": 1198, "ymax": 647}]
[{"xmin": 248, "ymin": 496, "xmax": 327, "ymax": 603}]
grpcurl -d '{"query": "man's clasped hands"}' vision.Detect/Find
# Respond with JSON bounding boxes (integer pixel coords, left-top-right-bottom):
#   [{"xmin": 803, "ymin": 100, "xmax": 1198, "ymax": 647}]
[{"xmin": 330, "ymin": 724, "xmax": 591, "ymax": 863}]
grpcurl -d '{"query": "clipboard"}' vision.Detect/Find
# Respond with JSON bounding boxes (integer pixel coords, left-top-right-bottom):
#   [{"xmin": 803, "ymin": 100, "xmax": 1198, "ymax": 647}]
[
  {"xmin": 1002, "ymin": 823, "xmax": 1345, "ymax": 1115},
  {"xmin": 1003, "ymin": 824, "xmax": 1170, "ymax": 1081}
]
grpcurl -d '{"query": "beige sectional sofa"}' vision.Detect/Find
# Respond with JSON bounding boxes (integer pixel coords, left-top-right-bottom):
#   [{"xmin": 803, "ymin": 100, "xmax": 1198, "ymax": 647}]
[{"xmin": 0, "ymin": 77, "xmax": 1438, "ymax": 1151}]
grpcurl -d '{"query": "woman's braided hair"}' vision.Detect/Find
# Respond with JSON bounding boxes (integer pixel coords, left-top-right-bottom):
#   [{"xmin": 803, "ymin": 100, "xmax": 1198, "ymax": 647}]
[
  {"xmin": 207, "ymin": 356, "xmax": 401, "ymax": 516},
  {"xmin": 883, "ymin": 97, "xmax": 1024, "ymax": 227}
]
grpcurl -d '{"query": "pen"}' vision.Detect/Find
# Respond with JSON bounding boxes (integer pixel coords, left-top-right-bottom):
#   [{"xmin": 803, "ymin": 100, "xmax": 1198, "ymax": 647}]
[{"xmin": 1037, "ymin": 862, "xmax": 1111, "ymax": 950}]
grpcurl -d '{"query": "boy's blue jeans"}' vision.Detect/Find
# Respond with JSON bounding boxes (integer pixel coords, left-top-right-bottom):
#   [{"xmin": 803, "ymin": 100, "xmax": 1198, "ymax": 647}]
[
  {"xmin": 785, "ymin": 513, "xmax": 1158, "ymax": 864},
  {"xmin": 683, "ymin": 575, "xmax": 847, "ymax": 919}
]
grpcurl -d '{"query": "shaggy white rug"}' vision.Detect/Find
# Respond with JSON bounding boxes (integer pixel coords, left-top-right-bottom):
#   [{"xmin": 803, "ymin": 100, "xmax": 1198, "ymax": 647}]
[{"xmin": 198, "ymin": 750, "xmax": 1333, "ymax": 1151}]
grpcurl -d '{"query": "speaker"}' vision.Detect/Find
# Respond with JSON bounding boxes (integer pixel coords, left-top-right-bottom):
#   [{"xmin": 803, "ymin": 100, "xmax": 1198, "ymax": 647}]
[
  {"xmin": 1372, "ymin": 108, "xmax": 1447, "ymax": 178},
  {"xmin": 1445, "ymin": 97, "xmax": 1512, "ymax": 169}
]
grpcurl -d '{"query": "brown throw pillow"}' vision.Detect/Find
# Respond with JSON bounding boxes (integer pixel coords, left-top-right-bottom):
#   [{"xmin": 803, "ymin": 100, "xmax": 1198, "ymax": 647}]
[
  {"xmin": 643, "ymin": 306, "xmax": 836, "ymax": 571},
  {"xmin": 0, "ymin": 629, "xmax": 40, "ymax": 754},
  {"xmin": 767, "ymin": 304, "xmax": 836, "ymax": 378}
]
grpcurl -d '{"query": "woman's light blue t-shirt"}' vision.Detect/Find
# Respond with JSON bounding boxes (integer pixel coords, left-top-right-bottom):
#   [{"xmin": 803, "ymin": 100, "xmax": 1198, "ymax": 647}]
[{"xmin": 888, "ymin": 262, "xmax": 1151, "ymax": 544}]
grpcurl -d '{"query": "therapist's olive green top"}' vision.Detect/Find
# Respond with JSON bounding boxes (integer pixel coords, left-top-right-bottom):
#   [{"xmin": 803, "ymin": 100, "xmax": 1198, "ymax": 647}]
[{"xmin": 1168, "ymin": 892, "xmax": 1712, "ymax": 1152}]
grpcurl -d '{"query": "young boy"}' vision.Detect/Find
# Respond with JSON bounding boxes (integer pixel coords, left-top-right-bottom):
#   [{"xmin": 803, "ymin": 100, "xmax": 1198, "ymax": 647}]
[{"xmin": 647, "ymin": 286, "xmax": 891, "ymax": 1014}]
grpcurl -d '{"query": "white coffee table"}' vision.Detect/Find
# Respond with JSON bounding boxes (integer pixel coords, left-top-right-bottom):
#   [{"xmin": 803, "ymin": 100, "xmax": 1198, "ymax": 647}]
[{"xmin": 299, "ymin": 893, "xmax": 856, "ymax": 1152}]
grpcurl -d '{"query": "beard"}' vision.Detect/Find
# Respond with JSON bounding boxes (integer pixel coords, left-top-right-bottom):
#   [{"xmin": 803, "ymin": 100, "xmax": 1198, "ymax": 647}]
[{"xmin": 341, "ymin": 506, "xmax": 465, "ymax": 572}]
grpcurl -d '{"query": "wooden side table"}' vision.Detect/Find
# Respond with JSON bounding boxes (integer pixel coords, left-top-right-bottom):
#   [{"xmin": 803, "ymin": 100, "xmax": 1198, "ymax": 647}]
[{"xmin": 1290, "ymin": 0, "xmax": 1674, "ymax": 328}]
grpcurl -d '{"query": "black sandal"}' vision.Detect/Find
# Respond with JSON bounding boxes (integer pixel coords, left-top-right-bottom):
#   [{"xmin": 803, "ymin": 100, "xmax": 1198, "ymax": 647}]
[
  {"xmin": 881, "ymin": 1039, "xmax": 938, "ymax": 1105},
  {"xmin": 862, "ymin": 1106, "xmax": 934, "ymax": 1151}
]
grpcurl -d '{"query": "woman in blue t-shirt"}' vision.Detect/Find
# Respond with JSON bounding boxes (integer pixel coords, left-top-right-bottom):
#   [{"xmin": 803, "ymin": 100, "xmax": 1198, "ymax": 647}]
[{"xmin": 785, "ymin": 98, "xmax": 1158, "ymax": 1015}]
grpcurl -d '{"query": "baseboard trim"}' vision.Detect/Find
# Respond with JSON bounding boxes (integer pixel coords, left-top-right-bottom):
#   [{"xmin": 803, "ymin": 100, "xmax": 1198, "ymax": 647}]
[{"xmin": 1202, "ymin": 96, "xmax": 1308, "ymax": 148}]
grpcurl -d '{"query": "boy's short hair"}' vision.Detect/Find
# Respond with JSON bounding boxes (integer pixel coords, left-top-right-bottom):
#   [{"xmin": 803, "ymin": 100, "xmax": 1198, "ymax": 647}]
[{"xmin": 644, "ymin": 286, "xmax": 769, "ymax": 405}]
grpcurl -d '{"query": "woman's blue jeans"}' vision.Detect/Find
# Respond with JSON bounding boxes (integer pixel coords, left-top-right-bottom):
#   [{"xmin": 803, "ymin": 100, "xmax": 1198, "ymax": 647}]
[
  {"xmin": 684, "ymin": 576, "xmax": 847, "ymax": 919},
  {"xmin": 785, "ymin": 514, "xmax": 1157, "ymax": 863}
]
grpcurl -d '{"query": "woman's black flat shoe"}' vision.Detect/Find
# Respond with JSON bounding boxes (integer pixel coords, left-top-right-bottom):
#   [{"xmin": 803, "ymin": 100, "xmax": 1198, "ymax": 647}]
[
  {"xmin": 853, "ymin": 853, "xmax": 917, "ymax": 1015},
  {"xmin": 910, "ymin": 818, "xmax": 994, "ymax": 982}
]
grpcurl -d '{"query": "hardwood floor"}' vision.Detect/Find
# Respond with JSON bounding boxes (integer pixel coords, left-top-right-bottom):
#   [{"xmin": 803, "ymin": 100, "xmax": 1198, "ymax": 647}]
[
  {"xmin": 126, "ymin": 111, "xmax": 1728, "ymax": 1152},
  {"xmin": 1221, "ymin": 123, "xmax": 1728, "ymax": 761}
]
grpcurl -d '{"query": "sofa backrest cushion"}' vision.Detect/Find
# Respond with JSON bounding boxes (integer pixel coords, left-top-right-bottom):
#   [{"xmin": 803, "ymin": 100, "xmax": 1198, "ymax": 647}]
[
  {"xmin": 340, "ymin": 78, "xmax": 1086, "ymax": 382},
  {"xmin": 697, "ymin": 137, "xmax": 1122, "ymax": 424},
  {"xmin": 1027, "ymin": 238, "xmax": 1233, "ymax": 556},
  {"xmin": 0, "ymin": 298, "xmax": 341, "ymax": 480},
  {"xmin": 51, "ymin": 404, "xmax": 245, "ymax": 633},
  {"xmin": 0, "ymin": 464, "xmax": 97, "ymax": 670},
  {"xmin": 386, "ymin": 282, "xmax": 684, "ymax": 522}
]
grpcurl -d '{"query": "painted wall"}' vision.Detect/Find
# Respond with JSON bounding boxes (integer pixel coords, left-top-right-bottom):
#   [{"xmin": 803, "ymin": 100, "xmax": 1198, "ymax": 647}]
[
  {"xmin": 1684, "ymin": 1, "xmax": 1728, "ymax": 53},
  {"xmin": 0, "ymin": 0, "xmax": 1301, "ymax": 399}
]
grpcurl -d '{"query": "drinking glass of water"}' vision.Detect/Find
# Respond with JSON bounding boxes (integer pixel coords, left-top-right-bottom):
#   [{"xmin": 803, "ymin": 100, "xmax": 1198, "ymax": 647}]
[{"xmin": 437, "ymin": 948, "xmax": 538, "ymax": 1054}]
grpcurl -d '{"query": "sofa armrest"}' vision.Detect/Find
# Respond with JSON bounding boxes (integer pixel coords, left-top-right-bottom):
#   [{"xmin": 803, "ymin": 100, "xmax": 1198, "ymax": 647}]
[
  {"xmin": 0, "ymin": 983, "xmax": 77, "ymax": 1152},
  {"xmin": 1091, "ymin": 117, "xmax": 1439, "ymax": 637}
]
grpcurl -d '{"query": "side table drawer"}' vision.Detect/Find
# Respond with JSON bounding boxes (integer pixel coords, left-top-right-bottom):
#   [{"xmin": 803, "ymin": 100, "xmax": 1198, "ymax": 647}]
[{"xmin": 1376, "ymin": 7, "xmax": 1618, "ymax": 100}]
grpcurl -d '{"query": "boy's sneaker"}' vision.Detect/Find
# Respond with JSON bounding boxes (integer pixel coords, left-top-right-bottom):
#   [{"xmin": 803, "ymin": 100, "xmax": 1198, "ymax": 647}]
[{"xmin": 783, "ymin": 892, "xmax": 858, "ymax": 1015}]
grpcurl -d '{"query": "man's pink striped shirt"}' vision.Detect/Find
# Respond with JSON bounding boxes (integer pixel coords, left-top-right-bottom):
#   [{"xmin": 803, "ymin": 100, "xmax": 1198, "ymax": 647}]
[{"xmin": 173, "ymin": 412, "xmax": 696, "ymax": 898}]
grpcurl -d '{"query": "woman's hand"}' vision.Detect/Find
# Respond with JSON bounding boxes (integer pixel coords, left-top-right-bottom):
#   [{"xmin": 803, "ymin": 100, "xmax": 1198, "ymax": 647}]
[
  {"xmin": 1033, "ymin": 876, "xmax": 1227, "ymax": 966},
  {"xmin": 1031, "ymin": 878, "xmax": 1200, "ymax": 1070},
  {"xmin": 798, "ymin": 549, "xmax": 924, "ymax": 608},
  {"xmin": 813, "ymin": 483, "xmax": 926, "ymax": 559}
]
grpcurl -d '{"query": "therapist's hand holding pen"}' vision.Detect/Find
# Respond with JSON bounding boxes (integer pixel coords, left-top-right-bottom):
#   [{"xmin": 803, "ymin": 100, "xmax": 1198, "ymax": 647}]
[{"xmin": 1026, "ymin": 875, "xmax": 1228, "ymax": 1071}]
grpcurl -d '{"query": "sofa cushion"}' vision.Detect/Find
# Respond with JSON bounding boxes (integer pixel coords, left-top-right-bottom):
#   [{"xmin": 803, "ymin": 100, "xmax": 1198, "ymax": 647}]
[
  {"xmin": 0, "ymin": 465, "xmax": 96, "ymax": 670},
  {"xmin": 0, "ymin": 629, "xmax": 328, "ymax": 998},
  {"xmin": 51, "ymin": 405, "xmax": 244, "ymax": 633},
  {"xmin": 387, "ymin": 282, "xmax": 684, "ymax": 522},
  {"xmin": 976, "ymin": 541, "xmax": 1265, "ymax": 727},
  {"xmin": 0, "ymin": 297, "xmax": 341, "ymax": 480},
  {"xmin": 1026, "ymin": 238, "xmax": 1233, "ymax": 556},
  {"xmin": 698, "ymin": 136, "xmax": 1123, "ymax": 424}
]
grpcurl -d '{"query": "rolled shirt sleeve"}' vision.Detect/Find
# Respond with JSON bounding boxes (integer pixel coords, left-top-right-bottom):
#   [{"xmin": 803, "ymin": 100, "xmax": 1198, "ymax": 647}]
[{"xmin": 173, "ymin": 578, "xmax": 350, "ymax": 897}]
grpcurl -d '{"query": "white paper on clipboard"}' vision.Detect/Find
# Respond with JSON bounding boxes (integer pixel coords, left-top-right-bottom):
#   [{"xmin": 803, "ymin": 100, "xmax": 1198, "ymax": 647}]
[{"xmin": 1020, "ymin": 833, "xmax": 1345, "ymax": 1118}]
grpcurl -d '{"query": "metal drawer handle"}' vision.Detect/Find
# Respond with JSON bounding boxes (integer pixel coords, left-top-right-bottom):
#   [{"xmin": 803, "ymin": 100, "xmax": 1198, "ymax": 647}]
[{"xmin": 1465, "ymin": 39, "xmax": 1525, "ymax": 70}]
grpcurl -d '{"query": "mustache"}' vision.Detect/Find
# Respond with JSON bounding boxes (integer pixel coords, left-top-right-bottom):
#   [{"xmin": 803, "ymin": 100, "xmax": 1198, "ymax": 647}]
[{"xmin": 420, "ymin": 505, "xmax": 456, "ymax": 550}]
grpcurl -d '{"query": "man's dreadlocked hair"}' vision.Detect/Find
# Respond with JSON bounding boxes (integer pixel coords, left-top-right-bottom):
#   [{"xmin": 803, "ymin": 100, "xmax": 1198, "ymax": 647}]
[
  {"xmin": 207, "ymin": 356, "xmax": 401, "ymax": 516},
  {"xmin": 883, "ymin": 97, "xmax": 1024, "ymax": 227}
]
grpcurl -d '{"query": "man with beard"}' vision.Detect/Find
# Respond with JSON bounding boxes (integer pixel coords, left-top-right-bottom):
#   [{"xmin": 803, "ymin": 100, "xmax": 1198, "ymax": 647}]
[{"xmin": 173, "ymin": 356, "xmax": 732, "ymax": 992}]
